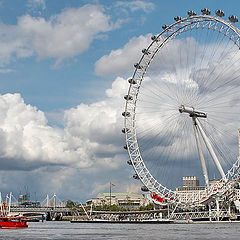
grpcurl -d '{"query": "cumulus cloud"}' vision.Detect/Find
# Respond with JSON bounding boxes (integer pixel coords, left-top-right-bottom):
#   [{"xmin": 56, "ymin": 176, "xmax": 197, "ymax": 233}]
[
  {"xmin": 0, "ymin": 76, "xmax": 129, "ymax": 173},
  {"xmin": 64, "ymin": 76, "xmax": 128, "ymax": 148},
  {"xmin": 19, "ymin": 5, "xmax": 117, "ymax": 60},
  {"xmin": 115, "ymin": 1, "xmax": 155, "ymax": 13},
  {"xmin": 0, "ymin": 23, "xmax": 33, "ymax": 66},
  {"xmin": 95, "ymin": 34, "xmax": 152, "ymax": 76},
  {"xmin": 0, "ymin": 93, "xmax": 93, "ymax": 170},
  {"xmin": 0, "ymin": 3, "xmax": 155, "ymax": 67},
  {"xmin": 0, "ymin": 76, "xmax": 139, "ymax": 200},
  {"xmin": 0, "ymin": 4, "xmax": 120, "ymax": 66}
]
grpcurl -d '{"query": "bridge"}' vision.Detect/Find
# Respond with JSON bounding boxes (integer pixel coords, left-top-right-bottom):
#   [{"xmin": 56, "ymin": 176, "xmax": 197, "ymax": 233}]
[
  {"xmin": 9, "ymin": 205, "xmax": 73, "ymax": 220},
  {"xmin": 11, "ymin": 205, "xmax": 71, "ymax": 214}
]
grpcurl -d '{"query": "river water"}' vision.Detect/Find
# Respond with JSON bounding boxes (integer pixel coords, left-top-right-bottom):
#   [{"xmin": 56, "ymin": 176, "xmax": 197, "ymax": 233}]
[{"xmin": 1, "ymin": 221, "xmax": 240, "ymax": 240}]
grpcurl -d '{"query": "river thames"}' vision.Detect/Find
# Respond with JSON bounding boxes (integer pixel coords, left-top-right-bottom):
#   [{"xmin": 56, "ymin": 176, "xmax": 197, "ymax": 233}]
[{"xmin": 1, "ymin": 221, "xmax": 240, "ymax": 240}]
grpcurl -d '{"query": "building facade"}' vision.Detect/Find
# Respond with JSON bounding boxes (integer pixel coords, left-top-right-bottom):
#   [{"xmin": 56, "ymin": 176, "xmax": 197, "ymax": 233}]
[
  {"xmin": 86, "ymin": 193, "xmax": 151, "ymax": 210},
  {"xmin": 175, "ymin": 177, "xmax": 236, "ymax": 204},
  {"xmin": 176, "ymin": 176, "xmax": 206, "ymax": 204},
  {"xmin": 182, "ymin": 176, "xmax": 199, "ymax": 187}
]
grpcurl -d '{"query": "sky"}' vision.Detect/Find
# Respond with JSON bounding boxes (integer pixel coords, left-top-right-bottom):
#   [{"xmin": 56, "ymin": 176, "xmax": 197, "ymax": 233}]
[{"xmin": 0, "ymin": 0, "xmax": 240, "ymax": 203}]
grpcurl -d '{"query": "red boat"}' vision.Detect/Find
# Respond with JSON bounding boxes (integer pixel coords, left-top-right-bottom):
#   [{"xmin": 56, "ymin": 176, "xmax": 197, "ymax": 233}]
[
  {"xmin": 0, "ymin": 216, "xmax": 28, "ymax": 229},
  {"xmin": 0, "ymin": 193, "xmax": 28, "ymax": 229}
]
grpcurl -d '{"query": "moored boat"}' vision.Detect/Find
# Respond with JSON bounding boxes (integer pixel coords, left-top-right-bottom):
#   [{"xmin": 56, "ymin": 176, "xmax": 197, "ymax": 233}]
[
  {"xmin": 0, "ymin": 192, "xmax": 28, "ymax": 229},
  {"xmin": 71, "ymin": 218, "xmax": 174, "ymax": 224},
  {"xmin": 0, "ymin": 216, "xmax": 28, "ymax": 229}
]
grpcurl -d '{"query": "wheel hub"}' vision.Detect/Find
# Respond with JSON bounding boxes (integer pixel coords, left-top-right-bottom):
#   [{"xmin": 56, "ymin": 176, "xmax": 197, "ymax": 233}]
[{"xmin": 179, "ymin": 105, "xmax": 207, "ymax": 118}]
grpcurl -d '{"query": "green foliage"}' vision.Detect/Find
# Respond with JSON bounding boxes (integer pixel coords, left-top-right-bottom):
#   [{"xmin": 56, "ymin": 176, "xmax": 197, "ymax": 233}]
[
  {"xmin": 93, "ymin": 204, "xmax": 124, "ymax": 211},
  {"xmin": 66, "ymin": 200, "xmax": 77, "ymax": 208},
  {"xmin": 92, "ymin": 203, "xmax": 155, "ymax": 211},
  {"xmin": 64, "ymin": 200, "xmax": 155, "ymax": 213}
]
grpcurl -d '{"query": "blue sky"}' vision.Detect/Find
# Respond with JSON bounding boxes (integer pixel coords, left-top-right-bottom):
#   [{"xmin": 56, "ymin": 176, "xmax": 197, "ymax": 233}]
[{"xmin": 0, "ymin": 0, "xmax": 240, "ymax": 203}]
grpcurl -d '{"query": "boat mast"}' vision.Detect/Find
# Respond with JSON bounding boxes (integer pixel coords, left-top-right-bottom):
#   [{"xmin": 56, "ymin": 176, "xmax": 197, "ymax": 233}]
[
  {"xmin": 8, "ymin": 192, "xmax": 12, "ymax": 216},
  {"xmin": 0, "ymin": 192, "xmax": 3, "ymax": 216}
]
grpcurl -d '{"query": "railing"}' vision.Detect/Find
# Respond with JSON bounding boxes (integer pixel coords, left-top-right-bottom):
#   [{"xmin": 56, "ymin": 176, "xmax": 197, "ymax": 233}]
[{"xmin": 171, "ymin": 210, "xmax": 232, "ymax": 221}]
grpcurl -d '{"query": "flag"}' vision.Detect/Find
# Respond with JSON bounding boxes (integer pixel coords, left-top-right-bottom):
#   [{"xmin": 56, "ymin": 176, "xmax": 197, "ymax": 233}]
[{"xmin": 110, "ymin": 183, "xmax": 116, "ymax": 188}]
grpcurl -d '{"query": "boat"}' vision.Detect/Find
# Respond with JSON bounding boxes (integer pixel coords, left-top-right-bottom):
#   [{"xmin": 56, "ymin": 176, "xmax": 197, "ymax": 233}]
[
  {"xmin": 71, "ymin": 215, "xmax": 174, "ymax": 224},
  {"xmin": 71, "ymin": 202, "xmax": 174, "ymax": 224},
  {"xmin": 70, "ymin": 218, "xmax": 174, "ymax": 224},
  {"xmin": 0, "ymin": 192, "xmax": 28, "ymax": 229},
  {"xmin": 0, "ymin": 216, "xmax": 28, "ymax": 229}
]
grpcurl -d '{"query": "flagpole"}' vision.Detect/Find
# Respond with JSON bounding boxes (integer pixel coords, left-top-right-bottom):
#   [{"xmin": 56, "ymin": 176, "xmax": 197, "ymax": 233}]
[{"xmin": 110, "ymin": 182, "xmax": 112, "ymax": 207}]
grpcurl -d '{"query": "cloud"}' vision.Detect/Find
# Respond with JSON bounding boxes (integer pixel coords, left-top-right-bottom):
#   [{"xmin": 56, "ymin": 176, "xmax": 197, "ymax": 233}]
[
  {"xmin": 126, "ymin": 182, "xmax": 142, "ymax": 193},
  {"xmin": 0, "ymin": 93, "xmax": 94, "ymax": 170},
  {"xmin": 0, "ymin": 76, "xmax": 141, "ymax": 201},
  {"xmin": 0, "ymin": 77, "xmax": 130, "ymax": 181},
  {"xmin": 0, "ymin": 23, "xmax": 33, "ymax": 66},
  {"xmin": 115, "ymin": 1, "xmax": 155, "ymax": 13},
  {"xmin": 27, "ymin": 0, "xmax": 46, "ymax": 11},
  {"xmin": 0, "ymin": 3, "xmax": 154, "ymax": 67},
  {"xmin": 95, "ymin": 34, "xmax": 152, "ymax": 76},
  {"xmin": 94, "ymin": 35, "xmax": 201, "ymax": 77},
  {"xmin": 0, "ymin": 4, "xmax": 121, "ymax": 66},
  {"xmin": 64, "ymin": 76, "xmax": 128, "ymax": 148},
  {"xmin": 19, "ymin": 5, "xmax": 119, "ymax": 62},
  {"xmin": 0, "ymin": 68, "xmax": 14, "ymax": 73}
]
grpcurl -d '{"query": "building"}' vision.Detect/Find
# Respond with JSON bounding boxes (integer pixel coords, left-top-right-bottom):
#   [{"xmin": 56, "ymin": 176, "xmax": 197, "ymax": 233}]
[
  {"xmin": 175, "ymin": 130, "xmax": 240, "ymax": 204},
  {"xmin": 176, "ymin": 176, "xmax": 206, "ymax": 204},
  {"xmin": 18, "ymin": 194, "xmax": 41, "ymax": 207},
  {"xmin": 86, "ymin": 193, "xmax": 151, "ymax": 210},
  {"xmin": 182, "ymin": 176, "xmax": 199, "ymax": 187}
]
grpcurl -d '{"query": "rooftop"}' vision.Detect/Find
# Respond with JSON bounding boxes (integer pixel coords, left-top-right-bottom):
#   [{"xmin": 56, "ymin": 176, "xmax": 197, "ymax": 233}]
[{"xmin": 97, "ymin": 193, "xmax": 144, "ymax": 198}]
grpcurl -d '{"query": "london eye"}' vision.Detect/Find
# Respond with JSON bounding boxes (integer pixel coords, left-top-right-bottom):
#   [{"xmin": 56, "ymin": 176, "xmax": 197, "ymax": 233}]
[{"xmin": 122, "ymin": 9, "xmax": 240, "ymax": 206}]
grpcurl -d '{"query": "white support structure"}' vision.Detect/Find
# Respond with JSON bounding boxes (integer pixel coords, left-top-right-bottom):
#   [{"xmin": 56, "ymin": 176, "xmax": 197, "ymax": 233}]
[
  {"xmin": 8, "ymin": 192, "xmax": 12, "ymax": 216},
  {"xmin": 90, "ymin": 203, "xmax": 93, "ymax": 217},
  {"xmin": 195, "ymin": 118, "xmax": 227, "ymax": 182},
  {"xmin": 46, "ymin": 194, "xmax": 49, "ymax": 208},
  {"xmin": 0, "ymin": 192, "xmax": 3, "ymax": 215},
  {"xmin": 80, "ymin": 202, "xmax": 91, "ymax": 220},
  {"xmin": 53, "ymin": 193, "xmax": 56, "ymax": 210},
  {"xmin": 193, "ymin": 121, "xmax": 209, "ymax": 187},
  {"xmin": 216, "ymin": 198, "xmax": 220, "ymax": 221},
  {"xmin": 179, "ymin": 105, "xmax": 227, "ymax": 183}
]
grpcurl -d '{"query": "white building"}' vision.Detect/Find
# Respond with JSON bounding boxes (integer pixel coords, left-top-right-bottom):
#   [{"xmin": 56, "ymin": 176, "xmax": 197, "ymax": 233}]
[
  {"xmin": 175, "ymin": 176, "xmax": 240, "ymax": 204},
  {"xmin": 173, "ymin": 130, "xmax": 240, "ymax": 204},
  {"xmin": 176, "ymin": 186, "xmax": 206, "ymax": 204},
  {"xmin": 86, "ymin": 193, "xmax": 151, "ymax": 210},
  {"xmin": 176, "ymin": 176, "xmax": 206, "ymax": 204}
]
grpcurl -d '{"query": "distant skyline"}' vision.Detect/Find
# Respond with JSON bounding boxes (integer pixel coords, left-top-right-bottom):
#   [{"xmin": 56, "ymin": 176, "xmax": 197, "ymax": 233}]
[{"xmin": 0, "ymin": 0, "xmax": 239, "ymax": 202}]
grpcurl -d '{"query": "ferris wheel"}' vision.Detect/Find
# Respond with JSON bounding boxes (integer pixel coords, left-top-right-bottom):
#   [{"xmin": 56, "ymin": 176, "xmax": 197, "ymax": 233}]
[{"xmin": 122, "ymin": 9, "xmax": 240, "ymax": 205}]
